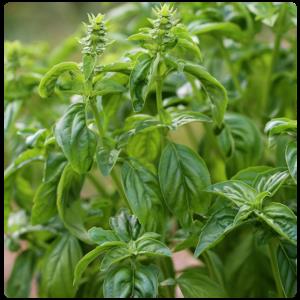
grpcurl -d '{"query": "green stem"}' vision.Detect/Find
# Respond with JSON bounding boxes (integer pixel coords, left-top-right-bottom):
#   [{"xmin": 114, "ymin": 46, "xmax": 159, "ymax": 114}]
[
  {"xmin": 268, "ymin": 240, "xmax": 285, "ymax": 298},
  {"xmin": 87, "ymin": 173, "xmax": 110, "ymax": 197},
  {"xmin": 262, "ymin": 4, "xmax": 287, "ymax": 113},
  {"xmin": 156, "ymin": 70, "xmax": 164, "ymax": 122},
  {"xmin": 218, "ymin": 38, "xmax": 242, "ymax": 95},
  {"xmin": 110, "ymin": 167, "xmax": 130, "ymax": 208},
  {"xmin": 89, "ymin": 97, "xmax": 104, "ymax": 138}
]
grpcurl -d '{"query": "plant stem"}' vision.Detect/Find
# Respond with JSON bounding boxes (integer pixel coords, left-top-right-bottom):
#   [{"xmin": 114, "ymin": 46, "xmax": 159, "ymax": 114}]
[
  {"xmin": 110, "ymin": 167, "xmax": 130, "ymax": 208},
  {"xmin": 87, "ymin": 173, "xmax": 110, "ymax": 197},
  {"xmin": 156, "ymin": 66, "xmax": 164, "ymax": 122},
  {"xmin": 218, "ymin": 39, "xmax": 242, "ymax": 95},
  {"xmin": 89, "ymin": 97, "xmax": 104, "ymax": 138},
  {"xmin": 268, "ymin": 239, "xmax": 285, "ymax": 298},
  {"xmin": 262, "ymin": 3, "xmax": 287, "ymax": 114}
]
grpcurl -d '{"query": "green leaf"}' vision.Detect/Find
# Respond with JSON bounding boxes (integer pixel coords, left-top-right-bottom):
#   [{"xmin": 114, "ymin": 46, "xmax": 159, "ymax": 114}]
[
  {"xmin": 109, "ymin": 209, "xmax": 142, "ymax": 242},
  {"xmin": 100, "ymin": 246, "xmax": 131, "ymax": 271},
  {"xmin": 276, "ymin": 241, "xmax": 297, "ymax": 297},
  {"xmin": 73, "ymin": 241, "xmax": 126, "ymax": 287},
  {"xmin": 4, "ymin": 148, "xmax": 44, "ymax": 180},
  {"xmin": 88, "ymin": 227, "xmax": 119, "ymax": 245},
  {"xmin": 96, "ymin": 140, "xmax": 121, "ymax": 176},
  {"xmin": 232, "ymin": 166, "xmax": 273, "ymax": 185},
  {"xmin": 126, "ymin": 128, "xmax": 162, "ymax": 168},
  {"xmin": 255, "ymin": 202, "xmax": 296, "ymax": 245},
  {"xmin": 165, "ymin": 57, "xmax": 227, "ymax": 127},
  {"xmin": 39, "ymin": 61, "xmax": 82, "ymax": 98},
  {"xmin": 205, "ymin": 180, "xmax": 258, "ymax": 207},
  {"xmin": 83, "ymin": 54, "xmax": 97, "ymax": 80},
  {"xmin": 5, "ymin": 250, "xmax": 36, "ymax": 298},
  {"xmin": 265, "ymin": 118, "xmax": 297, "ymax": 137},
  {"xmin": 285, "ymin": 141, "xmax": 297, "ymax": 183},
  {"xmin": 170, "ymin": 111, "xmax": 212, "ymax": 129},
  {"xmin": 103, "ymin": 263, "xmax": 159, "ymax": 298},
  {"xmin": 41, "ymin": 234, "xmax": 82, "ymax": 298},
  {"xmin": 129, "ymin": 53, "xmax": 152, "ymax": 112},
  {"xmin": 122, "ymin": 159, "xmax": 166, "ymax": 232},
  {"xmin": 217, "ymin": 113, "xmax": 263, "ymax": 177},
  {"xmin": 253, "ymin": 168, "xmax": 289, "ymax": 196},
  {"xmin": 31, "ymin": 181, "xmax": 58, "ymax": 225},
  {"xmin": 177, "ymin": 267, "xmax": 228, "ymax": 297},
  {"xmin": 136, "ymin": 237, "xmax": 172, "ymax": 257},
  {"xmin": 194, "ymin": 207, "xmax": 237, "ymax": 257},
  {"xmin": 57, "ymin": 164, "xmax": 90, "ymax": 243},
  {"xmin": 55, "ymin": 102, "xmax": 97, "ymax": 174},
  {"xmin": 43, "ymin": 151, "xmax": 67, "ymax": 182},
  {"xmin": 189, "ymin": 21, "xmax": 246, "ymax": 41},
  {"xmin": 92, "ymin": 78, "xmax": 127, "ymax": 96},
  {"xmin": 159, "ymin": 142, "xmax": 211, "ymax": 227},
  {"xmin": 176, "ymin": 38, "xmax": 202, "ymax": 61}
]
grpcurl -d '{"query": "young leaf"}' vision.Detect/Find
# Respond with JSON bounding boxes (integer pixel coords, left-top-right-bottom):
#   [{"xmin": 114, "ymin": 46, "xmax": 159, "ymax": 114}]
[
  {"xmin": 285, "ymin": 141, "xmax": 297, "ymax": 183},
  {"xmin": 122, "ymin": 159, "xmax": 166, "ymax": 232},
  {"xmin": 264, "ymin": 118, "xmax": 297, "ymax": 137},
  {"xmin": 55, "ymin": 102, "xmax": 97, "ymax": 174},
  {"xmin": 88, "ymin": 227, "xmax": 119, "ymax": 245},
  {"xmin": 255, "ymin": 202, "xmax": 296, "ymax": 245},
  {"xmin": 41, "ymin": 234, "xmax": 82, "ymax": 298},
  {"xmin": 194, "ymin": 207, "xmax": 237, "ymax": 257},
  {"xmin": 254, "ymin": 168, "xmax": 289, "ymax": 196},
  {"xmin": 159, "ymin": 142, "xmax": 211, "ymax": 227},
  {"xmin": 232, "ymin": 166, "xmax": 273, "ymax": 186},
  {"xmin": 39, "ymin": 61, "xmax": 82, "ymax": 98},
  {"xmin": 170, "ymin": 111, "xmax": 212, "ymax": 129},
  {"xmin": 103, "ymin": 263, "xmax": 159, "ymax": 298},
  {"xmin": 177, "ymin": 267, "xmax": 228, "ymax": 297},
  {"xmin": 129, "ymin": 53, "xmax": 152, "ymax": 112},
  {"xmin": 136, "ymin": 237, "xmax": 172, "ymax": 257},
  {"xmin": 205, "ymin": 180, "xmax": 258, "ymax": 207},
  {"xmin": 109, "ymin": 209, "xmax": 142, "ymax": 242},
  {"xmin": 5, "ymin": 250, "xmax": 36, "ymax": 298}
]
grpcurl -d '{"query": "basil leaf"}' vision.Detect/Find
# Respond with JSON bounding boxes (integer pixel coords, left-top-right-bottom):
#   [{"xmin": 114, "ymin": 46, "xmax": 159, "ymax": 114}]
[
  {"xmin": 39, "ymin": 61, "xmax": 82, "ymax": 98},
  {"xmin": 178, "ymin": 267, "xmax": 228, "ymax": 297},
  {"xmin": 256, "ymin": 202, "xmax": 296, "ymax": 245},
  {"xmin": 4, "ymin": 148, "xmax": 44, "ymax": 180},
  {"xmin": 217, "ymin": 113, "xmax": 263, "ymax": 177},
  {"xmin": 189, "ymin": 21, "xmax": 246, "ymax": 41},
  {"xmin": 92, "ymin": 78, "xmax": 127, "ymax": 96},
  {"xmin": 96, "ymin": 140, "xmax": 121, "ymax": 176},
  {"xmin": 55, "ymin": 102, "xmax": 97, "ymax": 174},
  {"xmin": 254, "ymin": 168, "xmax": 289, "ymax": 196},
  {"xmin": 205, "ymin": 180, "xmax": 258, "ymax": 207},
  {"xmin": 41, "ymin": 234, "xmax": 82, "ymax": 298},
  {"xmin": 31, "ymin": 181, "xmax": 58, "ymax": 225},
  {"xmin": 232, "ymin": 166, "xmax": 273, "ymax": 185},
  {"xmin": 73, "ymin": 241, "xmax": 126, "ymax": 287},
  {"xmin": 129, "ymin": 53, "xmax": 152, "ymax": 112},
  {"xmin": 159, "ymin": 142, "xmax": 211, "ymax": 227},
  {"xmin": 170, "ymin": 111, "xmax": 212, "ymax": 129},
  {"xmin": 103, "ymin": 263, "xmax": 159, "ymax": 298},
  {"xmin": 136, "ymin": 237, "xmax": 172, "ymax": 257},
  {"xmin": 277, "ymin": 241, "xmax": 297, "ymax": 297},
  {"xmin": 122, "ymin": 159, "xmax": 166, "ymax": 232},
  {"xmin": 109, "ymin": 209, "xmax": 142, "ymax": 242},
  {"xmin": 100, "ymin": 246, "xmax": 131, "ymax": 271},
  {"xmin": 43, "ymin": 151, "xmax": 67, "ymax": 182},
  {"xmin": 285, "ymin": 141, "xmax": 297, "ymax": 183},
  {"xmin": 194, "ymin": 207, "xmax": 237, "ymax": 257},
  {"xmin": 88, "ymin": 227, "xmax": 119, "ymax": 245},
  {"xmin": 265, "ymin": 118, "xmax": 297, "ymax": 137},
  {"xmin": 5, "ymin": 250, "xmax": 36, "ymax": 298},
  {"xmin": 57, "ymin": 164, "xmax": 90, "ymax": 243}
]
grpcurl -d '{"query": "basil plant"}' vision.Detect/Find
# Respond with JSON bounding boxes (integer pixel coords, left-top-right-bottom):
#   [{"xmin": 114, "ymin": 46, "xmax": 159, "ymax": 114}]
[{"xmin": 4, "ymin": 3, "xmax": 296, "ymax": 298}]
